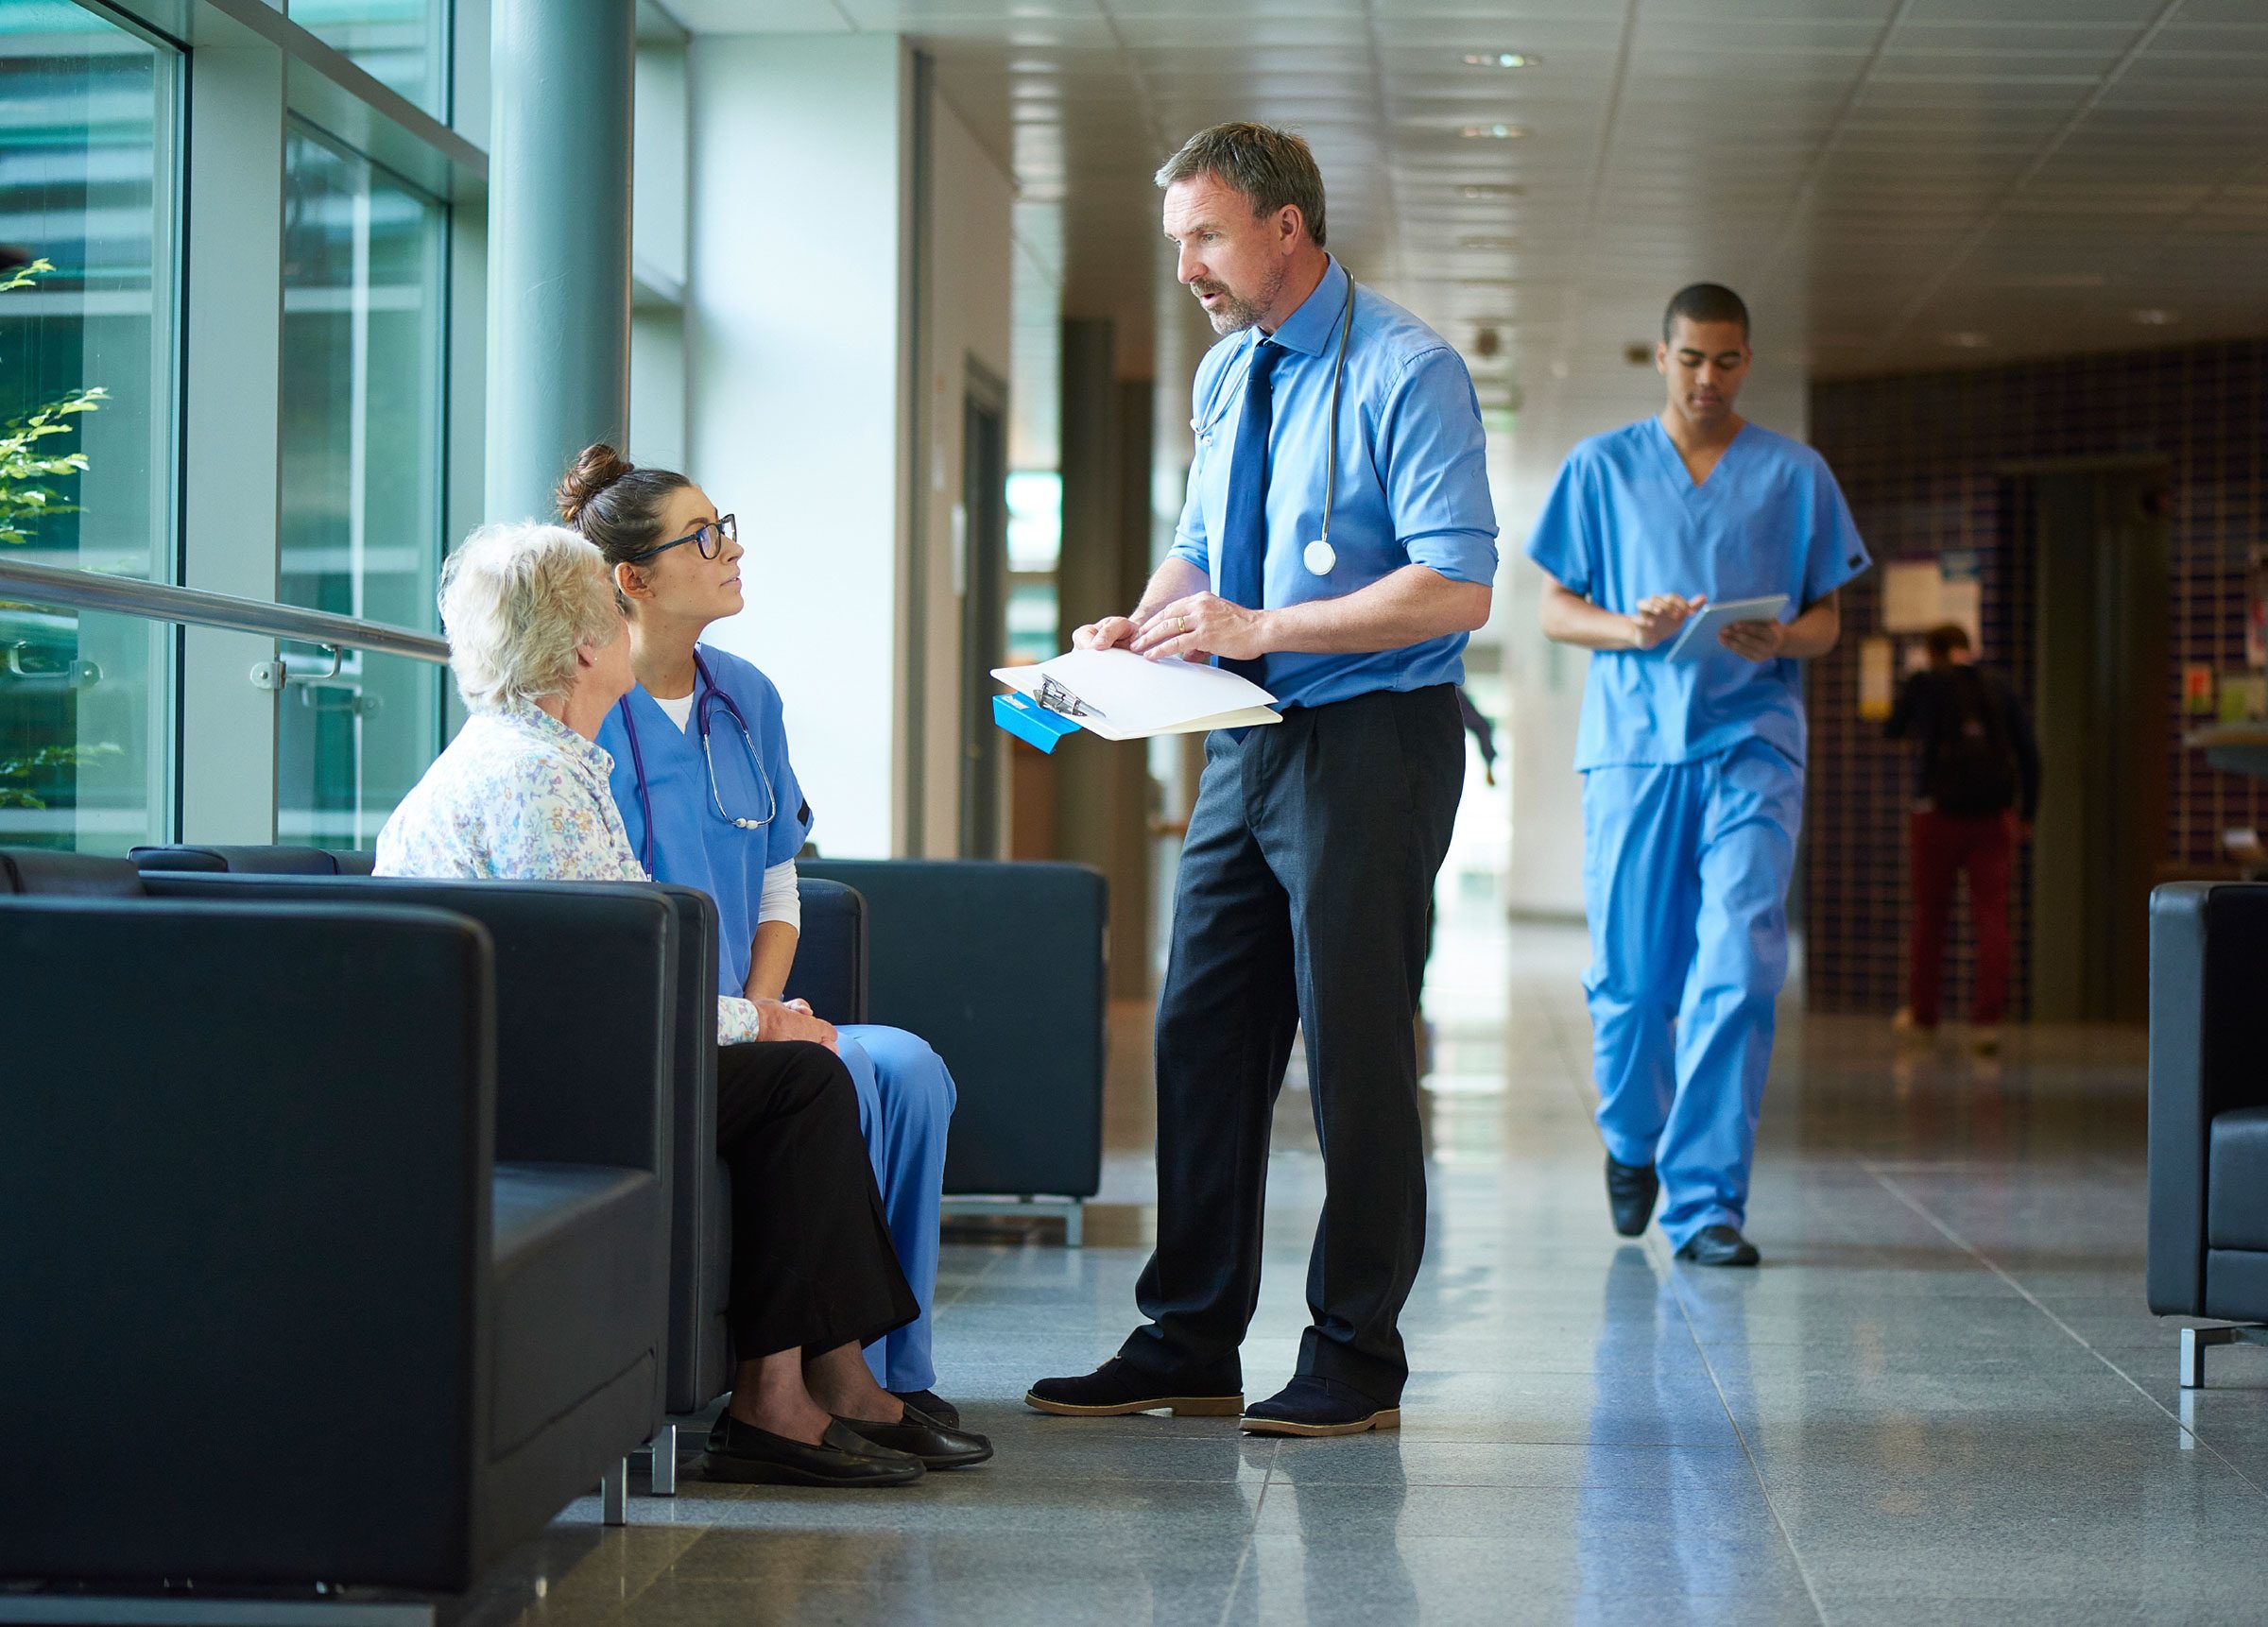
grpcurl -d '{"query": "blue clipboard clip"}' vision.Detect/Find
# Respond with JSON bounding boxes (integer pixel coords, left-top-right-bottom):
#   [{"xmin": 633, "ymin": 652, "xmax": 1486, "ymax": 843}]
[{"xmin": 992, "ymin": 687, "xmax": 1084, "ymax": 754}]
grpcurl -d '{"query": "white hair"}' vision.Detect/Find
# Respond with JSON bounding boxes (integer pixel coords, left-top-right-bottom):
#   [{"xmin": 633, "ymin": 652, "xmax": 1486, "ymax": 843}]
[{"xmin": 437, "ymin": 521, "xmax": 622, "ymax": 713}]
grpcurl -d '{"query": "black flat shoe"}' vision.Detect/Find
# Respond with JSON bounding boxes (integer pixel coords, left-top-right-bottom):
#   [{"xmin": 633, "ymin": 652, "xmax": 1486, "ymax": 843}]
[
  {"xmin": 1241, "ymin": 1376, "xmax": 1400, "ymax": 1438},
  {"xmin": 1675, "ymin": 1224, "xmax": 1761, "ymax": 1268},
  {"xmin": 889, "ymin": 1388, "xmax": 959, "ymax": 1429},
  {"xmin": 1025, "ymin": 1356, "xmax": 1244, "ymax": 1417},
  {"xmin": 1606, "ymin": 1154, "xmax": 1658, "ymax": 1238},
  {"xmin": 698, "ymin": 1415, "xmax": 925, "ymax": 1487},
  {"xmin": 838, "ymin": 1403, "xmax": 993, "ymax": 1469}
]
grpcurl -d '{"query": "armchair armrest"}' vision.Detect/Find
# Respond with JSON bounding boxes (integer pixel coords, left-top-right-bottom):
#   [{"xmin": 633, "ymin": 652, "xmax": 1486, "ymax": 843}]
[
  {"xmin": 0, "ymin": 896, "xmax": 493, "ymax": 1584},
  {"xmin": 141, "ymin": 873, "xmax": 674, "ymax": 1178}
]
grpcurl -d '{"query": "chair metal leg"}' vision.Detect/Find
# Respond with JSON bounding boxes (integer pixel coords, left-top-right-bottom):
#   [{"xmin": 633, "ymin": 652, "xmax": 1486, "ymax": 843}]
[
  {"xmin": 1062, "ymin": 1202, "xmax": 1084, "ymax": 1248},
  {"xmin": 599, "ymin": 1456, "xmax": 627, "ymax": 1526},
  {"xmin": 2179, "ymin": 1323, "xmax": 2268, "ymax": 1389},
  {"xmin": 646, "ymin": 1423, "xmax": 678, "ymax": 1497}
]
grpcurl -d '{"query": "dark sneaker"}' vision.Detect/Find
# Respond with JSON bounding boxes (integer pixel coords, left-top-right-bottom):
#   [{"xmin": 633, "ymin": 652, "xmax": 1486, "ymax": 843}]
[
  {"xmin": 889, "ymin": 1388, "xmax": 960, "ymax": 1429},
  {"xmin": 1240, "ymin": 1376, "xmax": 1400, "ymax": 1438},
  {"xmin": 1606, "ymin": 1154, "xmax": 1659, "ymax": 1237},
  {"xmin": 1675, "ymin": 1224, "xmax": 1761, "ymax": 1268},
  {"xmin": 836, "ymin": 1403, "xmax": 994, "ymax": 1469},
  {"xmin": 1025, "ymin": 1356, "xmax": 1243, "ymax": 1418},
  {"xmin": 697, "ymin": 1414, "xmax": 925, "ymax": 1487}
]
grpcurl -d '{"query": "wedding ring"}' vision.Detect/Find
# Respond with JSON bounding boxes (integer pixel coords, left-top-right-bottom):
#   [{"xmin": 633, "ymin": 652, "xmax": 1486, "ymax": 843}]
[{"xmin": 1177, "ymin": 615, "xmax": 1189, "ymax": 632}]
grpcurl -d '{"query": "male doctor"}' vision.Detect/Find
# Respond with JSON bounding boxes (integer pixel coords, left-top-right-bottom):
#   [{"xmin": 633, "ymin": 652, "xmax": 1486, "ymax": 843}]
[
  {"xmin": 1025, "ymin": 122, "xmax": 1496, "ymax": 1436},
  {"xmin": 1529, "ymin": 283, "xmax": 1869, "ymax": 1267}
]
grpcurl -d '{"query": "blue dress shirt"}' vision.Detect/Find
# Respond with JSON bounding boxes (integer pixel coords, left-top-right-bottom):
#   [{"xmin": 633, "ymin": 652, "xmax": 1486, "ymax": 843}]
[
  {"xmin": 1168, "ymin": 255, "xmax": 1498, "ymax": 711},
  {"xmin": 1525, "ymin": 417, "xmax": 1871, "ymax": 771}
]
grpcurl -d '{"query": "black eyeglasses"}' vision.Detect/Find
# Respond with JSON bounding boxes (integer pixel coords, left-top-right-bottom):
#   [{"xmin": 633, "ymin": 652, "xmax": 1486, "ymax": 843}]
[{"xmin": 626, "ymin": 512, "xmax": 736, "ymax": 565}]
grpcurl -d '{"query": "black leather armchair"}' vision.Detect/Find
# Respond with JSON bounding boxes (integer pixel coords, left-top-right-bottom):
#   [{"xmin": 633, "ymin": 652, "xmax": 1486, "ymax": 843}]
[
  {"xmin": 0, "ymin": 851, "xmax": 670, "ymax": 1613},
  {"xmin": 801, "ymin": 859, "xmax": 1107, "ymax": 1238},
  {"xmin": 2148, "ymin": 882, "xmax": 2268, "ymax": 1386}
]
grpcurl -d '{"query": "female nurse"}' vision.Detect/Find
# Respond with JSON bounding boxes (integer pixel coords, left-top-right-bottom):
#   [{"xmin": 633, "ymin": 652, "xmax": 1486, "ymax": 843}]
[{"xmin": 558, "ymin": 443, "xmax": 963, "ymax": 1428}]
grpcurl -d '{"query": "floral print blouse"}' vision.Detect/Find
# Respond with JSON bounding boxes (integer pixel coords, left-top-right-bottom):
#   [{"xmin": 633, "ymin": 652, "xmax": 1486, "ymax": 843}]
[{"xmin": 375, "ymin": 704, "xmax": 764, "ymax": 1044}]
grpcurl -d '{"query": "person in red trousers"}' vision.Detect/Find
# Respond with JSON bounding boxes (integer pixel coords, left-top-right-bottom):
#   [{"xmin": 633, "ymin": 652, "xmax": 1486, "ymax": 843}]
[{"xmin": 1886, "ymin": 623, "xmax": 2041, "ymax": 1055}]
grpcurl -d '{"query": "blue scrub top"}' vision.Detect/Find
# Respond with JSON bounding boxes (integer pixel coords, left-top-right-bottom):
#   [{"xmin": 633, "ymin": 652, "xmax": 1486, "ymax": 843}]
[
  {"xmin": 597, "ymin": 644, "xmax": 813, "ymax": 1000},
  {"xmin": 1525, "ymin": 417, "xmax": 1870, "ymax": 771},
  {"xmin": 1168, "ymin": 254, "xmax": 1499, "ymax": 711}
]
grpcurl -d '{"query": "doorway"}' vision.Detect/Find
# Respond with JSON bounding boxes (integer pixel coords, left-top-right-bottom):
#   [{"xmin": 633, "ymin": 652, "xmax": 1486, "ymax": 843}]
[
  {"xmin": 2023, "ymin": 462, "xmax": 2171, "ymax": 1024},
  {"xmin": 959, "ymin": 364, "xmax": 1008, "ymax": 858}
]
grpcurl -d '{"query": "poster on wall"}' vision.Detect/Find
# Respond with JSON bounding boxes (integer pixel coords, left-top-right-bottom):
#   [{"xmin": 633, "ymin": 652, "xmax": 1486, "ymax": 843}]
[
  {"xmin": 1859, "ymin": 637, "xmax": 1895, "ymax": 721},
  {"xmin": 1881, "ymin": 560, "xmax": 1941, "ymax": 632}
]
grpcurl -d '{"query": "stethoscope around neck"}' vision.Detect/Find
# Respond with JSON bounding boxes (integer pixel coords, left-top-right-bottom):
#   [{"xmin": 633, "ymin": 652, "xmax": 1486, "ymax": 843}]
[
  {"xmin": 614, "ymin": 648, "xmax": 777, "ymax": 874},
  {"xmin": 1193, "ymin": 269, "xmax": 1359, "ymax": 579}
]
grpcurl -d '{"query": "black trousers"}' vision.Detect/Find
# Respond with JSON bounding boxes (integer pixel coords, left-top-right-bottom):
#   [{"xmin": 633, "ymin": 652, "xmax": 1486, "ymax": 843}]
[
  {"xmin": 1121, "ymin": 685, "xmax": 1465, "ymax": 1406},
  {"xmin": 715, "ymin": 1039, "xmax": 919, "ymax": 1362}
]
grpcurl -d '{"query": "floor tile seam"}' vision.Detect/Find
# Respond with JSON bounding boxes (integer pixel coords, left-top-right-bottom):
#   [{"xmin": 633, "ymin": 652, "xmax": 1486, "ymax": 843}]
[
  {"xmin": 1211, "ymin": 1448, "xmax": 1277, "ymax": 1627},
  {"xmin": 930, "ymin": 1242, "xmax": 1019, "ymax": 1316},
  {"xmin": 1858, "ymin": 1161, "xmax": 2268, "ymax": 1500},
  {"xmin": 1651, "ymin": 1236, "xmax": 1834, "ymax": 1627}
]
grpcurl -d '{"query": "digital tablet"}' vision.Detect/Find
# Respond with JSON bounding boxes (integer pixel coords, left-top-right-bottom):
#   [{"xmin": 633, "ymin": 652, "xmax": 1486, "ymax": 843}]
[{"xmin": 1663, "ymin": 594, "xmax": 1790, "ymax": 659}]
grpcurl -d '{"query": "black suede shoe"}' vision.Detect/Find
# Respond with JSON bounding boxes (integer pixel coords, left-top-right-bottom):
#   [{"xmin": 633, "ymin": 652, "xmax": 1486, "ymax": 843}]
[
  {"xmin": 1606, "ymin": 1154, "xmax": 1658, "ymax": 1238},
  {"xmin": 1675, "ymin": 1225, "xmax": 1761, "ymax": 1268},
  {"xmin": 1240, "ymin": 1376, "xmax": 1400, "ymax": 1438},
  {"xmin": 889, "ymin": 1389, "xmax": 959, "ymax": 1429},
  {"xmin": 1025, "ymin": 1357, "xmax": 1243, "ymax": 1417},
  {"xmin": 698, "ymin": 1415, "xmax": 925, "ymax": 1487},
  {"xmin": 837, "ymin": 1403, "xmax": 993, "ymax": 1469}
]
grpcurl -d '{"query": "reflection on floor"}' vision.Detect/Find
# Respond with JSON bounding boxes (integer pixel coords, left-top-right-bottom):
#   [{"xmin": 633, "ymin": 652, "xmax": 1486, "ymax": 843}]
[{"xmin": 472, "ymin": 916, "xmax": 2268, "ymax": 1627}]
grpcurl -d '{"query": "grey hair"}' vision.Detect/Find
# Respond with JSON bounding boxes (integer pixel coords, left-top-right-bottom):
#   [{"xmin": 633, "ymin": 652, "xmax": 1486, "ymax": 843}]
[
  {"xmin": 437, "ymin": 521, "xmax": 622, "ymax": 713},
  {"xmin": 1154, "ymin": 122, "xmax": 1328, "ymax": 248}
]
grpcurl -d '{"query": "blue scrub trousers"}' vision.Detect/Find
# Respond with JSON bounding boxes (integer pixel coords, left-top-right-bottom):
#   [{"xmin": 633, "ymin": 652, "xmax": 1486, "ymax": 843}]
[
  {"xmin": 836, "ymin": 1025, "xmax": 956, "ymax": 1392},
  {"xmin": 1579, "ymin": 738, "xmax": 1802, "ymax": 1249}
]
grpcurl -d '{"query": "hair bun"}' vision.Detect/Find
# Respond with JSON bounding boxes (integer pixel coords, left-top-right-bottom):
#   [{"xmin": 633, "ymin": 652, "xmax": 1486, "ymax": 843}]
[{"xmin": 556, "ymin": 443, "xmax": 633, "ymax": 524}]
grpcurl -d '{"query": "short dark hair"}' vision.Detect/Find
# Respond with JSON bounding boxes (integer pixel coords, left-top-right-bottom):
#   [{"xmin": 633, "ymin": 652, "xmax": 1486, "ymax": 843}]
[
  {"xmin": 1926, "ymin": 623, "xmax": 1972, "ymax": 662},
  {"xmin": 1154, "ymin": 122, "xmax": 1328, "ymax": 248},
  {"xmin": 1662, "ymin": 283, "xmax": 1749, "ymax": 343}
]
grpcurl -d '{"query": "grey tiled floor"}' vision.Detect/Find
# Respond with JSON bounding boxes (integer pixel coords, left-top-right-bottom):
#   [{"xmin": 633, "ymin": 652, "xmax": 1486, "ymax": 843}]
[{"xmin": 476, "ymin": 919, "xmax": 2268, "ymax": 1627}]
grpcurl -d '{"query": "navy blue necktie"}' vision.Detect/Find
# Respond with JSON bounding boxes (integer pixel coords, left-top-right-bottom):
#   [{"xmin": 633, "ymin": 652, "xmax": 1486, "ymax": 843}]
[{"xmin": 1216, "ymin": 338, "xmax": 1281, "ymax": 684}]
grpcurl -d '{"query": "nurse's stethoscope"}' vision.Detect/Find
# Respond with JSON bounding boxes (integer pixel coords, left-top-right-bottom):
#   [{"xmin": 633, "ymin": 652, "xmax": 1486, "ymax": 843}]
[
  {"xmin": 1192, "ymin": 271, "xmax": 1359, "ymax": 579},
  {"xmin": 614, "ymin": 649, "xmax": 777, "ymax": 873}
]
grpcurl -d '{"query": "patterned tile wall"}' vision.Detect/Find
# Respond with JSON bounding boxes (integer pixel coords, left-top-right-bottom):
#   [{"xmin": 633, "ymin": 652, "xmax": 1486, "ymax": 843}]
[{"xmin": 1804, "ymin": 337, "xmax": 2268, "ymax": 1017}]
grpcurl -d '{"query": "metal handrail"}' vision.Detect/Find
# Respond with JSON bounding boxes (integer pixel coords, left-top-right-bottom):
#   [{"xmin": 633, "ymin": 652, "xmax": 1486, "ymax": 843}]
[{"xmin": 0, "ymin": 557, "xmax": 448, "ymax": 664}]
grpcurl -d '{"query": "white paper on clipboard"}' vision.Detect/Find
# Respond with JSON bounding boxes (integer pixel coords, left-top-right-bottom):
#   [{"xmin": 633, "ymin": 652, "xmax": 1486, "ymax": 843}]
[{"xmin": 1662, "ymin": 594, "xmax": 1791, "ymax": 660}]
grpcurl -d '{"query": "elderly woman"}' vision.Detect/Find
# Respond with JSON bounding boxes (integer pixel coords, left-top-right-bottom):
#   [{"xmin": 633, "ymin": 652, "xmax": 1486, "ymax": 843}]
[{"xmin": 375, "ymin": 521, "xmax": 990, "ymax": 1485}]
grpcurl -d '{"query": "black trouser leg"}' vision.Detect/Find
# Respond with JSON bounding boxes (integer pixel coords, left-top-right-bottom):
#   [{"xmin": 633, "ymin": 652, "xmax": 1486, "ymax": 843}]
[
  {"xmin": 1120, "ymin": 728, "xmax": 1300, "ymax": 1388},
  {"xmin": 714, "ymin": 1039, "xmax": 919, "ymax": 1361},
  {"xmin": 1266, "ymin": 688, "xmax": 1464, "ymax": 1404}
]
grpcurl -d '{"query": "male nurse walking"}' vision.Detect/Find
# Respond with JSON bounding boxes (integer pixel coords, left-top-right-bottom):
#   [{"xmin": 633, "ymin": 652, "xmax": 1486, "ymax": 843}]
[
  {"xmin": 1025, "ymin": 123, "xmax": 1496, "ymax": 1436},
  {"xmin": 1529, "ymin": 283, "xmax": 1869, "ymax": 1267}
]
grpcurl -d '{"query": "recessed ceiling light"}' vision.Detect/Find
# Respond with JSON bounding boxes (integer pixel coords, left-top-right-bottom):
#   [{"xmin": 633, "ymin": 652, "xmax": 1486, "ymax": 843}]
[
  {"xmin": 1458, "ymin": 235, "xmax": 1519, "ymax": 249},
  {"xmin": 1460, "ymin": 124, "xmax": 1527, "ymax": 141},
  {"xmin": 1461, "ymin": 51, "xmax": 1538, "ymax": 69},
  {"xmin": 1943, "ymin": 332, "xmax": 1990, "ymax": 349},
  {"xmin": 2133, "ymin": 308, "xmax": 2177, "ymax": 326},
  {"xmin": 1458, "ymin": 183, "xmax": 1525, "ymax": 199}
]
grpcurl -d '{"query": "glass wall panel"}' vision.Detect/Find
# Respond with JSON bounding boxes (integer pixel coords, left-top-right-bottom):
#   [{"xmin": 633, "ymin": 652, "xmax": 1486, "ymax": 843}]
[
  {"xmin": 288, "ymin": 0, "xmax": 450, "ymax": 118},
  {"xmin": 277, "ymin": 123, "xmax": 445, "ymax": 849},
  {"xmin": 0, "ymin": 4, "xmax": 178, "ymax": 852}
]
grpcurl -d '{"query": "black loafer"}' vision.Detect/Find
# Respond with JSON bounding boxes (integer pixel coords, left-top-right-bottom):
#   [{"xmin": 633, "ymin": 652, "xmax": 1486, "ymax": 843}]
[
  {"xmin": 698, "ymin": 1415, "xmax": 924, "ymax": 1487},
  {"xmin": 889, "ymin": 1388, "xmax": 959, "ymax": 1429},
  {"xmin": 1675, "ymin": 1224, "xmax": 1761, "ymax": 1268},
  {"xmin": 1025, "ymin": 1356, "xmax": 1243, "ymax": 1417},
  {"xmin": 837, "ymin": 1403, "xmax": 993, "ymax": 1469},
  {"xmin": 1241, "ymin": 1376, "xmax": 1400, "ymax": 1438},
  {"xmin": 1606, "ymin": 1154, "xmax": 1658, "ymax": 1238}
]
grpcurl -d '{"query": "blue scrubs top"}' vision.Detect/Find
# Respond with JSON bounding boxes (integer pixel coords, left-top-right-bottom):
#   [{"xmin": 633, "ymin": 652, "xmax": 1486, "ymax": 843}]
[
  {"xmin": 1525, "ymin": 418, "xmax": 1870, "ymax": 771},
  {"xmin": 597, "ymin": 645, "xmax": 813, "ymax": 1000},
  {"xmin": 1168, "ymin": 254, "xmax": 1499, "ymax": 711}
]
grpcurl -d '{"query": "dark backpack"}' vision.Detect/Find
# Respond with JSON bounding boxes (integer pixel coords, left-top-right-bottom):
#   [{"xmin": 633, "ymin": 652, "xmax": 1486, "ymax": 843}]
[{"xmin": 1925, "ymin": 667, "xmax": 2018, "ymax": 817}]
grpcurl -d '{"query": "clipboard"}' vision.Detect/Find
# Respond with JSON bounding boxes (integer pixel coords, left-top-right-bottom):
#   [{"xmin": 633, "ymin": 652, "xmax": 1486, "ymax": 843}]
[
  {"xmin": 991, "ymin": 649, "xmax": 1280, "ymax": 753},
  {"xmin": 1663, "ymin": 594, "xmax": 1790, "ymax": 660}
]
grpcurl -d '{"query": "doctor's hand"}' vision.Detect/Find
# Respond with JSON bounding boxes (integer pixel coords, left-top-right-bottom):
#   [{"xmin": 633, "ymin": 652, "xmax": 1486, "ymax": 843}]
[
  {"xmin": 1628, "ymin": 594, "xmax": 1702, "ymax": 650},
  {"xmin": 1718, "ymin": 617, "xmax": 1786, "ymax": 662},
  {"xmin": 1130, "ymin": 593, "xmax": 1270, "ymax": 662},
  {"xmin": 1073, "ymin": 615, "xmax": 1142, "ymax": 652},
  {"xmin": 754, "ymin": 997, "xmax": 838, "ymax": 1053}
]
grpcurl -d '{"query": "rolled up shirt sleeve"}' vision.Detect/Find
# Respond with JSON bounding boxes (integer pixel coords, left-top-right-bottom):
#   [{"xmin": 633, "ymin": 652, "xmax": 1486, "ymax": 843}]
[
  {"xmin": 758, "ymin": 858, "xmax": 801, "ymax": 932},
  {"xmin": 1383, "ymin": 345, "xmax": 1498, "ymax": 586}
]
